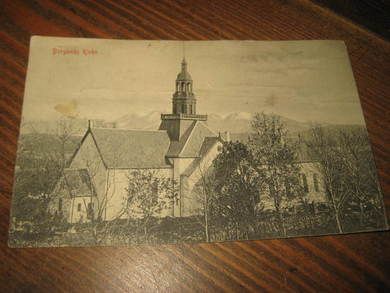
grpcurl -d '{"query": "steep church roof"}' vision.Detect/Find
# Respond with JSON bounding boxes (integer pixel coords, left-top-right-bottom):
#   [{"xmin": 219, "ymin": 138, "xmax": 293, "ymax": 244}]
[
  {"xmin": 180, "ymin": 122, "xmax": 217, "ymax": 157},
  {"xmin": 63, "ymin": 169, "xmax": 96, "ymax": 198},
  {"xmin": 165, "ymin": 121, "xmax": 196, "ymax": 157},
  {"xmin": 182, "ymin": 136, "xmax": 221, "ymax": 176},
  {"xmin": 90, "ymin": 128, "xmax": 171, "ymax": 169},
  {"xmin": 165, "ymin": 121, "xmax": 218, "ymax": 158}
]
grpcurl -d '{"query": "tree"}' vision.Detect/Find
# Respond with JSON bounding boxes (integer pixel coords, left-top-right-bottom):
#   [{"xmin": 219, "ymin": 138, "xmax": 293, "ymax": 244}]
[
  {"xmin": 365, "ymin": 145, "xmax": 387, "ymax": 227},
  {"xmin": 306, "ymin": 125, "xmax": 387, "ymax": 232},
  {"xmin": 191, "ymin": 164, "xmax": 216, "ymax": 242},
  {"xmin": 248, "ymin": 113, "xmax": 301, "ymax": 237},
  {"xmin": 305, "ymin": 125, "xmax": 348, "ymax": 233},
  {"xmin": 213, "ymin": 141, "xmax": 260, "ymax": 240},
  {"xmin": 336, "ymin": 127, "xmax": 386, "ymax": 229},
  {"xmin": 56, "ymin": 119, "xmax": 80, "ymax": 169},
  {"xmin": 12, "ymin": 119, "xmax": 79, "ymax": 231},
  {"xmin": 125, "ymin": 170, "xmax": 177, "ymax": 243},
  {"xmin": 79, "ymin": 146, "xmax": 126, "ymax": 244}
]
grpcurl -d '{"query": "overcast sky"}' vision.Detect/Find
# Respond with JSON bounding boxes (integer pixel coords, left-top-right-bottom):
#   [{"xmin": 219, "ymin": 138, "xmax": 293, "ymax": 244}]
[{"xmin": 23, "ymin": 37, "xmax": 365, "ymax": 125}]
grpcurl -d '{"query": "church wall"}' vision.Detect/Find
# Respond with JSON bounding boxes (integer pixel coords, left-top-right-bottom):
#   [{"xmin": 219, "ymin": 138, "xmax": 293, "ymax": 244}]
[
  {"xmin": 259, "ymin": 161, "xmax": 328, "ymax": 210},
  {"xmin": 299, "ymin": 162, "xmax": 327, "ymax": 203},
  {"xmin": 104, "ymin": 168, "xmax": 174, "ymax": 221},
  {"xmin": 181, "ymin": 142, "xmax": 222, "ymax": 216},
  {"xmin": 48, "ymin": 177, "xmax": 72, "ymax": 222},
  {"xmin": 49, "ymin": 175, "xmax": 99, "ymax": 224},
  {"xmin": 180, "ymin": 145, "xmax": 327, "ymax": 215},
  {"xmin": 171, "ymin": 158, "xmax": 194, "ymax": 216},
  {"xmin": 70, "ymin": 133, "xmax": 108, "ymax": 217},
  {"xmin": 69, "ymin": 196, "xmax": 98, "ymax": 224}
]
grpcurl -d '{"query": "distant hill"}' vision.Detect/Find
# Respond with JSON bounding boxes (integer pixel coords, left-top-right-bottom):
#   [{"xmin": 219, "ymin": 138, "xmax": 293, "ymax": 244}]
[
  {"xmin": 21, "ymin": 113, "xmax": 364, "ymax": 145},
  {"xmin": 20, "ymin": 118, "xmax": 88, "ymax": 136},
  {"xmin": 115, "ymin": 111, "xmax": 162, "ymax": 130},
  {"xmin": 16, "ymin": 133, "xmax": 82, "ymax": 169},
  {"xmin": 115, "ymin": 111, "xmax": 314, "ymax": 134},
  {"xmin": 230, "ymin": 124, "xmax": 366, "ymax": 144},
  {"xmin": 295, "ymin": 124, "xmax": 368, "ymax": 141}
]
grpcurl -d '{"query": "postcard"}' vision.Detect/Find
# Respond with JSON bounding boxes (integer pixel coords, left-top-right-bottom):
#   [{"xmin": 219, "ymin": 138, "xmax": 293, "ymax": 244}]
[{"xmin": 8, "ymin": 36, "xmax": 387, "ymax": 247}]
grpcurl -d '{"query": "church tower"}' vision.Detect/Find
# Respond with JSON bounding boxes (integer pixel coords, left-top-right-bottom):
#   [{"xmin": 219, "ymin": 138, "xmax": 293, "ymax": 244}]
[
  {"xmin": 172, "ymin": 58, "xmax": 196, "ymax": 115},
  {"xmin": 159, "ymin": 58, "xmax": 207, "ymax": 141}
]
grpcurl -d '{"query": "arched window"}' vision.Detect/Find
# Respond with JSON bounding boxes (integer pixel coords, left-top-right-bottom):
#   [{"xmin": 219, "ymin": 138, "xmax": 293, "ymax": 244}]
[
  {"xmin": 58, "ymin": 198, "xmax": 62, "ymax": 212},
  {"xmin": 300, "ymin": 173, "xmax": 309, "ymax": 193},
  {"xmin": 285, "ymin": 179, "xmax": 291, "ymax": 197},
  {"xmin": 313, "ymin": 173, "xmax": 319, "ymax": 192},
  {"xmin": 181, "ymin": 104, "xmax": 185, "ymax": 114},
  {"xmin": 152, "ymin": 181, "xmax": 158, "ymax": 195},
  {"xmin": 87, "ymin": 202, "xmax": 94, "ymax": 219},
  {"xmin": 77, "ymin": 203, "xmax": 82, "ymax": 212}
]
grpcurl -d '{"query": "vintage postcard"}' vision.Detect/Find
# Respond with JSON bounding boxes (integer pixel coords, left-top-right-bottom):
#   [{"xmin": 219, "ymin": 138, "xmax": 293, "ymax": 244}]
[{"xmin": 9, "ymin": 37, "xmax": 387, "ymax": 247}]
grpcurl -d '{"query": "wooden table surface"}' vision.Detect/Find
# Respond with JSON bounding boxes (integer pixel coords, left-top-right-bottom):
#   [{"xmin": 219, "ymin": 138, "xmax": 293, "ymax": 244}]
[{"xmin": 0, "ymin": 0, "xmax": 389, "ymax": 292}]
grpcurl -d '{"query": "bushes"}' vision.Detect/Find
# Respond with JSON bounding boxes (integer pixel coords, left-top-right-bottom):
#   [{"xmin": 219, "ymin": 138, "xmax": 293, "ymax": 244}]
[{"xmin": 10, "ymin": 203, "xmax": 384, "ymax": 247}]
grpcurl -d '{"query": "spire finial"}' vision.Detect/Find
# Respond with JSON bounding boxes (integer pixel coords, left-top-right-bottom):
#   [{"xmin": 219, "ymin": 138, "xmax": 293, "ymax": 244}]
[
  {"xmin": 181, "ymin": 42, "xmax": 187, "ymax": 72},
  {"xmin": 182, "ymin": 41, "xmax": 186, "ymax": 61}
]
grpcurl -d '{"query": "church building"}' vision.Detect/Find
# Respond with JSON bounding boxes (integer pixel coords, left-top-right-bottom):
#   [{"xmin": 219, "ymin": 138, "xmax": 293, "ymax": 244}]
[{"xmin": 49, "ymin": 58, "xmax": 223, "ymax": 223}]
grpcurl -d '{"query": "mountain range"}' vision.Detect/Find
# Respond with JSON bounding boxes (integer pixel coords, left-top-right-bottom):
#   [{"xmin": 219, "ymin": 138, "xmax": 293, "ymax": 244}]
[
  {"xmin": 115, "ymin": 111, "xmax": 314, "ymax": 135},
  {"xmin": 22, "ymin": 111, "xmax": 335, "ymax": 138}
]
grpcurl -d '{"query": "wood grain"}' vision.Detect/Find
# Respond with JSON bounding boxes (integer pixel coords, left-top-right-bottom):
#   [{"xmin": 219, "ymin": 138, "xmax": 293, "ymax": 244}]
[{"xmin": 0, "ymin": 0, "xmax": 389, "ymax": 291}]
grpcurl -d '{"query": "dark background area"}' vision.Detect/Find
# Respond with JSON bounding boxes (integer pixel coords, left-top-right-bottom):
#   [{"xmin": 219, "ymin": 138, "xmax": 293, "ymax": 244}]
[
  {"xmin": 0, "ymin": 0, "xmax": 389, "ymax": 292},
  {"xmin": 314, "ymin": 0, "xmax": 390, "ymax": 39}
]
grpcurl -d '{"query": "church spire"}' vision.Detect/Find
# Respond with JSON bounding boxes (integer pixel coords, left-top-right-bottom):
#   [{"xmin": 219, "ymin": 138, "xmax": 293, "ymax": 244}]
[
  {"xmin": 181, "ymin": 57, "xmax": 187, "ymax": 73},
  {"xmin": 173, "ymin": 57, "xmax": 196, "ymax": 115},
  {"xmin": 159, "ymin": 54, "xmax": 207, "ymax": 141}
]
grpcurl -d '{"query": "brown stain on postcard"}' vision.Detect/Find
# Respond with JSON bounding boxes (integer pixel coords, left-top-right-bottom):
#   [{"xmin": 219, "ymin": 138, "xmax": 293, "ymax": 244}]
[{"xmin": 54, "ymin": 99, "xmax": 78, "ymax": 118}]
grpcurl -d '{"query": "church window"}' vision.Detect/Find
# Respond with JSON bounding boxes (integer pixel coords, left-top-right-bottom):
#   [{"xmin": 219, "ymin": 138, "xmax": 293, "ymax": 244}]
[
  {"xmin": 285, "ymin": 179, "xmax": 291, "ymax": 197},
  {"xmin": 58, "ymin": 198, "xmax": 62, "ymax": 211},
  {"xmin": 300, "ymin": 173, "xmax": 309, "ymax": 193},
  {"xmin": 256, "ymin": 192, "xmax": 261, "ymax": 204},
  {"xmin": 77, "ymin": 203, "xmax": 82, "ymax": 212},
  {"xmin": 181, "ymin": 104, "xmax": 186, "ymax": 113},
  {"xmin": 87, "ymin": 202, "xmax": 94, "ymax": 219},
  {"xmin": 152, "ymin": 181, "xmax": 158, "ymax": 195},
  {"xmin": 313, "ymin": 173, "xmax": 319, "ymax": 192}
]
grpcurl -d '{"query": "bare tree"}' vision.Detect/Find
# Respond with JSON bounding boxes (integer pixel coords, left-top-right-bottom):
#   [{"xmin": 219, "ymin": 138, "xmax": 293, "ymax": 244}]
[
  {"xmin": 248, "ymin": 113, "xmax": 301, "ymax": 237},
  {"xmin": 337, "ymin": 128, "xmax": 386, "ymax": 228},
  {"xmin": 12, "ymin": 119, "xmax": 78, "ymax": 227},
  {"xmin": 191, "ymin": 164, "xmax": 216, "ymax": 242},
  {"xmin": 80, "ymin": 147, "xmax": 127, "ymax": 244},
  {"xmin": 305, "ymin": 126, "xmax": 349, "ymax": 233},
  {"xmin": 56, "ymin": 119, "xmax": 79, "ymax": 169}
]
